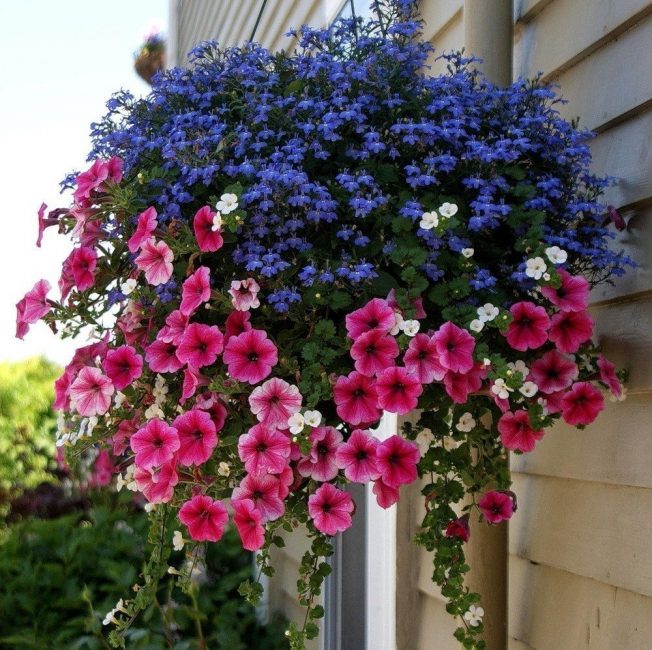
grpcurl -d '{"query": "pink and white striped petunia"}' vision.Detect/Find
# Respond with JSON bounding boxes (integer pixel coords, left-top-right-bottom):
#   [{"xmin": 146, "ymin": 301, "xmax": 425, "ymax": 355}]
[
  {"xmin": 127, "ymin": 206, "xmax": 158, "ymax": 253},
  {"xmin": 135, "ymin": 238, "xmax": 174, "ymax": 286},
  {"xmin": 69, "ymin": 366, "xmax": 115, "ymax": 416},
  {"xmin": 180, "ymin": 266, "xmax": 211, "ymax": 316}
]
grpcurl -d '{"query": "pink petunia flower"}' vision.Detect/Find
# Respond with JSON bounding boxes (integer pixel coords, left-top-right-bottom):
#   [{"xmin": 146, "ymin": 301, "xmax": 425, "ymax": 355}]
[
  {"xmin": 333, "ymin": 371, "xmax": 381, "ymax": 426},
  {"xmin": 403, "ymin": 333, "xmax": 446, "ymax": 384},
  {"xmin": 181, "ymin": 366, "xmax": 209, "ymax": 402},
  {"xmin": 103, "ymin": 345, "xmax": 143, "ymax": 390},
  {"xmin": 232, "ymin": 498, "xmax": 265, "ymax": 551},
  {"xmin": 90, "ymin": 450, "xmax": 114, "ymax": 487},
  {"xmin": 345, "ymin": 297, "xmax": 395, "ymax": 339},
  {"xmin": 70, "ymin": 247, "xmax": 97, "ymax": 292},
  {"xmin": 223, "ymin": 329, "xmax": 278, "ymax": 384},
  {"xmin": 443, "ymin": 363, "xmax": 487, "ymax": 404},
  {"xmin": 174, "ymin": 409, "xmax": 218, "ymax": 466},
  {"xmin": 177, "ymin": 323, "xmax": 224, "ymax": 369},
  {"xmin": 157, "ymin": 310, "xmax": 189, "ymax": 346},
  {"xmin": 74, "ymin": 159, "xmax": 109, "ymax": 202},
  {"xmin": 541, "ymin": 269, "xmax": 589, "ymax": 312},
  {"xmin": 134, "ymin": 460, "xmax": 178, "ymax": 503},
  {"xmin": 135, "ymin": 238, "xmax": 174, "ymax": 286},
  {"xmin": 541, "ymin": 389, "xmax": 566, "ymax": 415},
  {"xmin": 193, "ymin": 205, "xmax": 224, "ymax": 252},
  {"xmin": 498, "ymin": 410, "xmax": 544, "ymax": 452},
  {"xmin": 432, "ymin": 322, "xmax": 475, "ymax": 373},
  {"xmin": 529, "ymin": 350, "xmax": 578, "ymax": 394},
  {"xmin": 36, "ymin": 202, "xmax": 63, "ymax": 248},
  {"xmin": 308, "ymin": 483, "xmax": 354, "ymax": 536},
  {"xmin": 249, "ymin": 378, "xmax": 302, "ymax": 430},
  {"xmin": 561, "ymin": 381, "xmax": 604, "ymax": 426},
  {"xmin": 145, "ymin": 339, "xmax": 184, "ymax": 373},
  {"xmin": 69, "ymin": 367, "xmax": 115, "ymax": 416},
  {"xmin": 15, "ymin": 279, "xmax": 52, "ymax": 339},
  {"xmin": 375, "ymin": 366, "xmax": 423, "ymax": 414},
  {"xmin": 297, "ymin": 426, "xmax": 343, "ymax": 482},
  {"xmin": 232, "ymin": 473, "xmax": 285, "ymax": 522},
  {"xmin": 372, "ymin": 478, "xmax": 400, "ymax": 509},
  {"xmin": 238, "ymin": 423, "xmax": 291, "ymax": 475},
  {"xmin": 478, "ymin": 491, "xmax": 515, "ymax": 524},
  {"xmin": 445, "ymin": 515, "xmax": 471, "ymax": 542},
  {"xmin": 229, "ymin": 278, "xmax": 261, "ymax": 311},
  {"xmin": 180, "ymin": 266, "xmax": 211, "ymax": 316},
  {"xmin": 350, "ymin": 329, "xmax": 399, "ymax": 377},
  {"xmin": 53, "ymin": 370, "xmax": 73, "ymax": 411},
  {"xmin": 179, "ymin": 494, "xmax": 229, "ymax": 542},
  {"xmin": 127, "ymin": 207, "xmax": 158, "ymax": 253},
  {"xmin": 376, "ymin": 435, "xmax": 420, "ymax": 488},
  {"xmin": 597, "ymin": 355, "xmax": 622, "ymax": 398},
  {"xmin": 224, "ymin": 310, "xmax": 252, "ymax": 343},
  {"xmin": 506, "ymin": 301, "xmax": 550, "ymax": 351},
  {"xmin": 130, "ymin": 418, "xmax": 180, "ymax": 470},
  {"xmin": 113, "ymin": 416, "xmax": 139, "ymax": 455},
  {"xmin": 549, "ymin": 310, "xmax": 594, "ymax": 354},
  {"xmin": 335, "ymin": 429, "xmax": 381, "ymax": 483},
  {"xmin": 58, "ymin": 251, "xmax": 76, "ymax": 302}
]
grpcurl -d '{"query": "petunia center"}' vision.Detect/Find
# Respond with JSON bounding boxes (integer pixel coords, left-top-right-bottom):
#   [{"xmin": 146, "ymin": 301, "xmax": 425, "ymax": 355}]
[{"xmin": 248, "ymin": 352, "xmax": 259, "ymax": 362}]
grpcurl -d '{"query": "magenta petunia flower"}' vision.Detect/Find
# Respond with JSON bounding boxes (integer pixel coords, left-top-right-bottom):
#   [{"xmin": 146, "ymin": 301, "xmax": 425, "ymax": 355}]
[
  {"xmin": 229, "ymin": 278, "xmax": 261, "ymax": 311},
  {"xmin": 131, "ymin": 418, "xmax": 180, "ymax": 470},
  {"xmin": 15, "ymin": 279, "xmax": 52, "ymax": 339},
  {"xmin": 238, "ymin": 423, "xmax": 291, "ymax": 475},
  {"xmin": 103, "ymin": 345, "xmax": 143, "ymax": 390},
  {"xmin": 298, "ymin": 426, "xmax": 343, "ymax": 482},
  {"xmin": 127, "ymin": 206, "xmax": 158, "ymax": 253},
  {"xmin": 180, "ymin": 266, "xmax": 211, "ymax": 316},
  {"xmin": 157, "ymin": 310, "xmax": 190, "ymax": 346},
  {"xmin": 112, "ymin": 416, "xmax": 139, "ymax": 455},
  {"xmin": 478, "ymin": 491, "xmax": 514, "ymax": 524},
  {"xmin": 224, "ymin": 309, "xmax": 252, "ymax": 343},
  {"xmin": 179, "ymin": 494, "xmax": 229, "ymax": 542},
  {"xmin": 193, "ymin": 205, "xmax": 224, "ymax": 252},
  {"xmin": 376, "ymin": 434, "xmax": 420, "ymax": 488},
  {"xmin": 36, "ymin": 202, "xmax": 64, "ymax": 248},
  {"xmin": 445, "ymin": 515, "xmax": 470, "ymax": 542},
  {"xmin": 135, "ymin": 238, "xmax": 174, "ymax": 286},
  {"xmin": 223, "ymin": 329, "xmax": 278, "ymax": 384},
  {"xmin": 308, "ymin": 483, "xmax": 354, "ymax": 536},
  {"xmin": 333, "ymin": 371, "xmax": 381, "ymax": 426},
  {"xmin": 232, "ymin": 473, "xmax": 285, "ymax": 522},
  {"xmin": 181, "ymin": 366, "xmax": 209, "ymax": 402},
  {"xmin": 541, "ymin": 269, "xmax": 589, "ymax": 312},
  {"xmin": 53, "ymin": 370, "xmax": 73, "ymax": 411},
  {"xmin": 372, "ymin": 477, "xmax": 400, "ymax": 509},
  {"xmin": 529, "ymin": 350, "xmax": 578, "ymax": 394},
  {"xmin": 375, "ymin": 366, "xmax": 423, "ymax": 414},
  {"xmin": 506, "ymin": 301, "xmax": 550, "ymax": 351},
  {"xmin": 335, "ymin": 429, "xmax": 381, "ymax": 483},
  {"xmin": 70, "ymin": 246, "xmax": 98, "ymax": 292},
  {"xmin": 174, "ymin": 408, "xmax": 218, "ymax": 466},
  {"xmin": 58, "ymin": 251, "xmax": 76, "ymax": 301},
  {"xmin": 561, "ymin": 381, "xmax": 605, "ymax": 426},
  {"xmin": 597, "ymin": 355, "xmax": 623, "ymax": 398},
  {"xmin": 177, "ymin": 323, "xmax": 224, "ymax": 369},
  {"xmin": 74, "ymin": 159, "xmax": 109, "ymax": 202},
  {"xmin": 249, "ymin": 378, "xmax": 302, "ymax": 430},
  {"xmin": 443, "ymin": 363, "xmax": 487, "ymax": 404},
  {"xmin": 134, "ymin": 460, "xmax": 179, "ymax": 503},
  {"xmin": 498, "ymin": 410, "xmax": 544, "ymax": 452},
  {"xmin": 432, "ymin": 322, "xmax": 475, "ymax": 373},
  {"xmin": 345, "ymin": 297, "xmax": 395, "ymax": 339},
  {"xmin": 350, "ymin": 329, "xmax": 399, "ymax": 377},
  {"xmin": 403, "ymin": 333, "xmax": 446, "ymax": 384},
  {"xmin": 69, "ymin": 366, "xmax": 115, "ymax": 416},
  {"xmin": 549, "ymin": 310, "xmax": 594, "ymax": 354},
  {"xmin": 145, "ymin": 339, "xmax": 184, "ymax": 373},
  {"xmin": 232, "ymin": 498, "xmax": 265, "ymax": 551}
]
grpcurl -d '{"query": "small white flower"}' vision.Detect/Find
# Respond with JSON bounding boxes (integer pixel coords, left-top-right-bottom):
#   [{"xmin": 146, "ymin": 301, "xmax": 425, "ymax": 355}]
[
  {"xmin": 167, "ymin": 566, "xmax": 183, "ymax": 575},
  {"xmin": 545, "ymin": 246, "xmax": 568, "ymax": 265},
  {"xmin": 103, "ymin": 608, "xmax": 118, "ymax": 626},
  {"xmin": 288, "ymin": 412, "xmax": 305, "ymax": 434},
  {"xmin": 507, "ymin": 360, "xmax": 529, "ymax": 376},
  {"xmin": 401, "ymin": 319, "xmax": 421, "ymax": 337},
  {"xmin": 463, "ymin": 604, "xmax": 485, "ymax": 627},
  {"xmin": 542, "ymin": 272, "xmax": 551, "ymax": 281},
  {"xmin": 477, "ymin": 303, "xmax": 499, "ymax": 323},
  {"xmin": 116, "ymin": 473, "xmax": 126, "ymax": 492},
  {"xmin": 469, "ymin": 319, "xmax": 484, "ymax": 333},
  {"xmin": 211, "ymin": 212, "xmax": 223, "ymax": 231},
  {"xmin": 216, "ymin": 192, "xmax": 238, "ymax": 214},
  {"xmin": 461, "ymin": 247, "xmax": 474, "ymax": 258},
  {"xmin": 144, "ymin": 502, "xmax": 157, "ymax": 513},
  {"xmin": 145, "ymin": 403, "xmax": 164, "ymax": 420},
  {"xmin": 609, "ymin": 386, "xmax": 628, "ymax": 403},
  {"xmin": 491, "ymin": 378, "xmax": 513, "ymax": 400},
  {"xmin": 390, "ymin": 312, "xmax": 404, "ymax": 336},
  {"xmin": 415, "ymin": 429, "xmax": 435, "ymax": 455},
  {"xmin": 519, "ymin": 381, "xmax": 538, "ymax": 397},
  {"xmin": 525, "ymin": 256, "xmax": 547, "ymax": 280},
  {"xmin": 217, "ymin": 461, "xmax": 231, "ymax": 477},
  {"xmin": 114, "ymin": 391, "xmax": 126, "ymax": 408},
  {"xmin": 483, "ymin": 357, "xmax": 491, "ymax": 367},
  {"xmin": 419, "ymin": 211, "xmax": 439, "ymax": 230},
  {"xmin": 303, "ymin": 410, "xmax": 322, "ymax": 428},
  {"xmin": 438, "ymin": 202, "xmax": 459, "ymax": 218},
  {"xmin": 122, "ymin": 278, "xmax": 138, "ymax": 295},
  {"xmin": 172, "ymin": 530, "xmax": 185, "ymax": 551},
  {"xmin": 456, "ymin": 412, "xmax": 476, "ymax": 433}
]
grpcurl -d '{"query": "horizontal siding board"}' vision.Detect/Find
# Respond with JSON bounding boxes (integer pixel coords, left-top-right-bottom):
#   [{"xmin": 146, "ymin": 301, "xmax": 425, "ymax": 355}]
[
  {"xmin": 514, "ymin": 0, "xmax": 556, "ymax": 23},
  {"xmin": 420, "ymin": 0, "xmax": 462, "ymax": 43},
  {"xmin": 415, "ymin": 593, "xmax": 458, "ymax": 650},
  {"xmin": 510, "ymin": 474, "xmax": 652, "ymax": 596},
  {"xmin": 428, "ymin": 11, "xmax": 464, "ymax": 75},
  {"xmin": 509, "ymin": 557, "xmax": 652, "ymax": 649}
]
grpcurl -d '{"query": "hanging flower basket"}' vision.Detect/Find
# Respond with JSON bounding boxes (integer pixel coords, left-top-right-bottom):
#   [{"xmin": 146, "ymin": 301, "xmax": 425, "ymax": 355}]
[
  {"xmin": 134, "ymin": 34, "xmax": 165, "ymax": 85},
  {"xmin": 18, "ymin": 1, "xmax": 633, "ymax": 648}
]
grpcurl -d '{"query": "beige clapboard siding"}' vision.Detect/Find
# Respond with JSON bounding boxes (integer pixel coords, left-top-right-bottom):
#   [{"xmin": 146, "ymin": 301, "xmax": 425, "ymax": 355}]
[
  {"xmin": 420, "ymin": 0, "xmax": 462, "ymax": 43},
  {"xmin": 427, "ymin": 8, "xmax": 464, "ymax": 75},
  {"xmin": 514, "ymin": 0, "xmax": 555, "ymax": 23}
]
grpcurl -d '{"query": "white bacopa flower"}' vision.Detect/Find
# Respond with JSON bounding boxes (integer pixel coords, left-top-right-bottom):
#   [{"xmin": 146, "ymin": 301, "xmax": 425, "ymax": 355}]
[
  {"xmin": 167, "ymin": 566, "xmax": 183, "ymax": 575},
  {"xmin": 461, "ymin": 247, "xmax": 474, "ymax": 258},
  {"xmin": 542, "ymin": 272, "xmax": 551, "ymax": 281},
  {"xmin": 469, "ymin": 319, "xmax": 484, "ymax": 333},
  {"xmin": 507, "ymin": 360, "xmax": 529, "ymax": 376},
  {"xmin": 103, "ymin": 607, "xmax": 118, "ymax": 626},
  {"xmin": 303, "ymin": 410, "xmax": 322, "ymax": 428},
  {"xmin": 401, "ymin": 319, "xmax": 421, "ymax": 337},
  {"xmin": 483, "ymin": 357, "xmax": 492, "ymax": 366},
  {"xmin": 114, "ymin": 391, "xmax": 126, "ymax": 408},
  {"xmin": 477, "ymin": 303, "xmax": 499, "ymax": 323},
  {"xmin": 116, "ymin": 472, "xmax": 126, "ymax": 492},
  {"xmin": 491, "ymin": 378, "xmax": 513, "ymax": 400},
  {"xmin": 217, "ymin": 461, "xmax": 231, "ymax": 477},
  {"xmin": 415, "ymin": 429, "xmax": 435, "ymax": 455},
  {"xmin": 122, "ymin": 278, "xmax": 137, "ymax": 295},
  {"xmin": 438, "ymin": 202, "xmax": 459, "ymax": 218},
  {"xmin": 288, "ymin": 412, "xmax": 305, "ymax": 434},
  {"xmin": 144, "ymin": 502, "xmax": 157, "ymax": 513},
  {"xmin": 519, "ymin": 381, "xmax": 538, "ymax": 397},
  {"xmin": 545, "ymin": 245, "xmax": 568, "ymax": 265},
  {"xmin": 525, "ymin": 256, "xmax": 547, "ymax": 280},
  {"xmin": 390, "ymin": 312, "xmax": 404, "ymax": 336},
  {"xmin": 456, "ymin": 412, "xmax": 476, "ymax": 433},
  {"xmin": 172, "ymin": 530, "xmax": 185, "ymax": 551},
  {"xmin": 419, "ymin": 211, "xmax": 439, "ymax": 230},
  {"xmin": 463, "ymin": 604, "xmax": 485, "ymax": 627},
  {"xmin": 216, "ymin": 192, "xmax": 238, "ymax": 214},
  {"xmin": 211, "ymin": 212, "xmax": 223, "ymax": 231},
  {"xmin": 145, "ymin": 403, "xmax": 165, "ymax": 420}
]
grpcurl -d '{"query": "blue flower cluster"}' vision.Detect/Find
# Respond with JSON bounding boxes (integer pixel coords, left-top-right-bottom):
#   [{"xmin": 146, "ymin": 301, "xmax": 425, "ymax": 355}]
[{"xmin": 86, "ymin": 0, "xmax": 631, "ymax": 313}]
